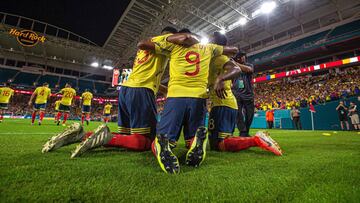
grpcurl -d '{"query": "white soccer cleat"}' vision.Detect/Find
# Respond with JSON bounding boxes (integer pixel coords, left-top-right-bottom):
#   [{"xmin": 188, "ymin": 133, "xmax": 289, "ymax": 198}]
[
  {"xmin": 254, "ymin": 131, "xmax": 283, "ymax": 156},
  {"xmin": 71, "ymin": 124, "xmax": 114, "ymax": 158},
  {"xmin": 42, "ymin": 123, "xmax": 84, "ymax": 153}
]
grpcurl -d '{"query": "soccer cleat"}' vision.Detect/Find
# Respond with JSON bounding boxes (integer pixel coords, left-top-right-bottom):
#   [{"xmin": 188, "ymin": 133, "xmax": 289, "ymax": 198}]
[
  {"xmin": 42, "ymin": 123, "xmax": 85, "ymax": 153},
  {"xmin": 38, "ymin": 122, "xmax": 41, "ymax": 126},
  {"xmin": 71, "ymin": 124, "xmax": 113, "ymax": 158},
  {"xmin": 57, "ymin": 120, "xmax": 60, "ymax": 126},
  {"xmin": 186, "ymin": 127, "xmax": 208, "ymax": 167},
  {"xmin": 254, "ymin": 131, "xmax": 282, "ymax": 156},
  {"xmin": 153, "ymin": 134, "xmax": 180, "ymax": 174},
  {"xmin": 86, "ymin": 120, "xmax": 89, "ymax": 126}
]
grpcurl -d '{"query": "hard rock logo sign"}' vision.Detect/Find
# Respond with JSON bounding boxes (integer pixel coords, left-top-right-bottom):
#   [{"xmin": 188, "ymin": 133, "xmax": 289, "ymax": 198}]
[{"xmin": 9, "ymin": 28, "xmax": 46, "ymax": 47}]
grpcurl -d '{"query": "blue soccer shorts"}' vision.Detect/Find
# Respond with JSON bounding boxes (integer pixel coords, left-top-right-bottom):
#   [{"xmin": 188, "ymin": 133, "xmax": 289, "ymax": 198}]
[
  {"xmin": 82, "ymin": 105, "xmax": 91, "ymax": 113},
  {"xmin": 117, "ymin": 86, "xmax": 157, "ymax": 139},
  {"xmin": 33, "ymin": 103, "xmax": 46, "ymax": 111},
  {"xmin": 208, "ymin": 106, "xmax": 237, "ymax": 150},
  {"xmin": 158, "ymin": 97, "xmax": 207, "ymax": 147}
]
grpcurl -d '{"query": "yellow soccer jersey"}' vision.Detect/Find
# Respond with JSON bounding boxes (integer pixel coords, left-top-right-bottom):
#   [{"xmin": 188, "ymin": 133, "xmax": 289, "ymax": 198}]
[
  {"xmin": 81, "ymin": 92, "xmax": 93, "ymax": 106},
  {"xmin": 55, "ymin": 100, "xmax": 61, "ymax": 111},
  {"xmin": 156, "ymin": 41, "xmax": 223, "ymax": 98},
  {"xmin": 34, "ymin": 86, "xmax": 51, "ymax": 104},
  {"xmin": 208, "ymin": 55, "xmax": 238, "ymax": 110},
  {"xmin": 0, "ymin": 87, "xmax": 14, "ymax": 103},
  {"xmin": 104, "ymin": 104, "xmax": 112, "ymax": 114},
  {"xmin": 122, "ymin": 34, "xmax": 172, "ymax": 94},
  {"xmin": 60, "ymin": 87, "xmax": 76, "ymax": 106}
]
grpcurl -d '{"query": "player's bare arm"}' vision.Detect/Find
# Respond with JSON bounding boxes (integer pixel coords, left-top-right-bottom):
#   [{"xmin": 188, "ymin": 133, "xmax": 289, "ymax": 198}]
[
  {"xmin": 214, "ymin": 60, "xmax": 242, "ymax": 99},
  {"xmin": 137, "ymin": 33, "xmax": 199, "ymax": 51},
  {"xmin": 166, "ymin": 33, "xmax": 199, "ymax": 47},
  {"xmin": 234, "ymin": 60, "xmax": 253, "ymax": 73},
  {"xmin": 223, "ymin": 46, "xmax": 239, "ymax": 57},
  {"xmin": 28, "ymin": 92, "xmax": 37, "ymax": 106},
  {"xmin": 137, "ymin": 39, "xmax": 155, "ymax": 51}
]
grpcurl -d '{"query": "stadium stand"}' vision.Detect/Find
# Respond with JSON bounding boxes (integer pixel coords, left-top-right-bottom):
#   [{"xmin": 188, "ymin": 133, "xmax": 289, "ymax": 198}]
[
  {"xmin": 58, "ymin": 76, "xmax": 77, "ymax": 89},
  {"xmin": 12, "ymin": 72, "xmax": 39, "ymax": 86},
  {"xmin": 37, "ymin": 75, "xmax": 60, "ymax": 88},
  {"xmin": 78, "ymin": 79, "xmax": 94, "ymax": 92},
  {"xmin": 254, "ymin": 66, "xmax": 360, "ymax": 111},
  {"xmin": 94, "ymin": 82, "xmax": 109, "ymax": 94},
  {"xmin": 249, "ymin": 20, "xmax": 360, "ymax": 64},
  {"xmin": 0, "ymin": 68, "xmax": 17, "ymax": 83}
]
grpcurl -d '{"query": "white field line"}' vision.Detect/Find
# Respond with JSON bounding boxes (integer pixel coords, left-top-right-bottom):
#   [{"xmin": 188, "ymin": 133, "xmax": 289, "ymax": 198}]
[{"xmin": 0, "ymin": 132, "xmax": 57, "ymax": 135}]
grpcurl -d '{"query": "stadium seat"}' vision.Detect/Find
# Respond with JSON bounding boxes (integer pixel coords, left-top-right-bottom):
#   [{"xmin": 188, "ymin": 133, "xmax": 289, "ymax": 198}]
[
  {"xmin": 0, "ymin": 68, "xmax": 18, "ymax": 83},
  {"xmin": 59, "ymin": 77, "xmax": 77, "ymax": 89},
  {"xmin": 94, "ymin": 82, "xmax": 109, "ymax": 94},
  {"xmin": 13, "ymin": 72, "xmax": 39, "ymax": 86},
  {"xmin": 328, "ymin": 20, "xmax": 360, "ymax": 38},
  {"xmin": 37, "ymin": 75, "xmax": 59, "ymax": 88},
  {"xmin": 78, "ymin": 79, "xmax": 94, "ymax": 92}
]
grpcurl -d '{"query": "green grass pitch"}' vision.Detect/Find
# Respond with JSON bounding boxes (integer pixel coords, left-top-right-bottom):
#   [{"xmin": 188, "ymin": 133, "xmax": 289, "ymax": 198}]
[{"xmin": 0, "ymin": 119, "xmax": 359, "ymax": 202}]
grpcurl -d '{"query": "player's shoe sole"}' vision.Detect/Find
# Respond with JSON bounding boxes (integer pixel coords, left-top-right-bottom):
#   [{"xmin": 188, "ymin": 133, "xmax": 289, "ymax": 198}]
[
  {"xmin": 186, "ymin": 127, "xmax": 208, "ymax": 167},
  {"xmin": 70, "ymin": 124, "xmax": 113, "ymax": 158},
  {"xmin": 255, "ymin": 131, "xmax": 282, "ymax": 156},
  {"xmin": 42, "ymin": 123, "xmax": 84, "ymax": 153},
  {"xmin": 153, "ymin": 134, "xmax": 180, "ymax": 174}
]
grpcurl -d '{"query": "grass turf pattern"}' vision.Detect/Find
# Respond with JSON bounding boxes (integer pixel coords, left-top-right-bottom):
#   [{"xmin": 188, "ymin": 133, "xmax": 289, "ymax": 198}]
[{"xmin": 0, "ymin": 119, "xmax": 359, "ymax": 202}]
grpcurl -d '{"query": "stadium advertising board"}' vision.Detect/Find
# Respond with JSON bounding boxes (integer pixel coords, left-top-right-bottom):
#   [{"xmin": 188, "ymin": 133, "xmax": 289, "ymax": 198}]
[
  {"xmin": 253, "ymin": 56, "xmax": 360, "ymax": 83},
  {"xmin": 9, "ymin": 28, "xmax": 46, "ymax": 47}
]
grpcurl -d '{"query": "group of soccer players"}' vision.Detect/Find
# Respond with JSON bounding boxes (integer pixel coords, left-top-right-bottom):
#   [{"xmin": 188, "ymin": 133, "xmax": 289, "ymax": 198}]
[
  {"xmin": 0, "ymin": 82, "xmax": 112, "ymax": 126},
  {"xmin": 41, "ymin": 26, "xmax": 282, "ymax": 174}
]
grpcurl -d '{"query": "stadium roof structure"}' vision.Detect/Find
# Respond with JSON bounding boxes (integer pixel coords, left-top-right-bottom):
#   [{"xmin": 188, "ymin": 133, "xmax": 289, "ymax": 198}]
[
  {"xmin": 1, "ymin": 0, "xmax": 359, "ymax": 74},
  {"xmin": 0, "ymin": 12, "xmax": 118, "ymax": 77},
  {"xmin": 105, "ymin": 0, "xmax": 360, "ymax": 66}
]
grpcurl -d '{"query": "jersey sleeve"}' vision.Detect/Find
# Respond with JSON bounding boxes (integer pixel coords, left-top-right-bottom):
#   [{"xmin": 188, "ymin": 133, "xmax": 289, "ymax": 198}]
[
  {"xmin": 214, "ymin": 55, "xmax": 230, "ymax": 71},
  {"xmin": 153, "ymin": 34, "xmax": 176, "ymax": 55},
  {"xmin": 210, "ymin": 44, "xmax": 224, "ymax": 58}
]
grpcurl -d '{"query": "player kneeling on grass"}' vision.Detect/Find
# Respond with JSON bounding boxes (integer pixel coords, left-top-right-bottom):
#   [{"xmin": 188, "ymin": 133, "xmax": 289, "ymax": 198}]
[
  {"xmin": 207, "ymin": 34, "xmax": 282, "ymax": 155},
  {"xmin": 103, "ymin": 103, "xmax": 112, "ymax": 124},
  {"xmin": 28, "ymin": 83, "xmax": 51, "ymax": 125},
  {"xmin": 139, "ymin": 30, "xmax": 239, "ymax": 174},
  {"xmin": 42, "ymin": 27, "xmax": 200, "ymax": 158},
  {"xmin": 0, "ymin": 82, "xmax": 14, "ymax": 123}
]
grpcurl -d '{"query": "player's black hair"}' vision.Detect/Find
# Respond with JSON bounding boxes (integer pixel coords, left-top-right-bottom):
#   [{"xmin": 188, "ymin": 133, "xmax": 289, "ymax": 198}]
[
  {"xmin": 212, "ymin": 31, "xmax": 227, "ymax": 46},
  {"xmin": 178, "ymin": 28, "xmax": 192, "ymax": 33},
  {"xmin": 4, "ymin": 82, "xmax": 10, "ymax": 87},
  {"xmin": 43, "ymin": 82, "xmax": 49, "ymax": 86},
  {"xmin": 161, "ymin": 26, "xmax": 177, "ymax": 34},
  {"xmin": 65, "ymin": 83, "xmax": 72, "ymax": 87},
  {"xmin": 234, "ymin": 50, "xmax": 246, "ymax": 59}
]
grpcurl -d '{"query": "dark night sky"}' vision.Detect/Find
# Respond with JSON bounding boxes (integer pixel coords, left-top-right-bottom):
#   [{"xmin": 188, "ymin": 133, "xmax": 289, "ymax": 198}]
[{"xmin": 0, "ymin": 0, "xmax": 131, "ymax": 46}]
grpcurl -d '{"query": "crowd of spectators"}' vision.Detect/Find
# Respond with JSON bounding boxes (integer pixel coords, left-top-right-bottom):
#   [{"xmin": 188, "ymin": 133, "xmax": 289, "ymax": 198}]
[{"xmin": 253, "ymin": 66, "xmax": 360, "ymax": 111}]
